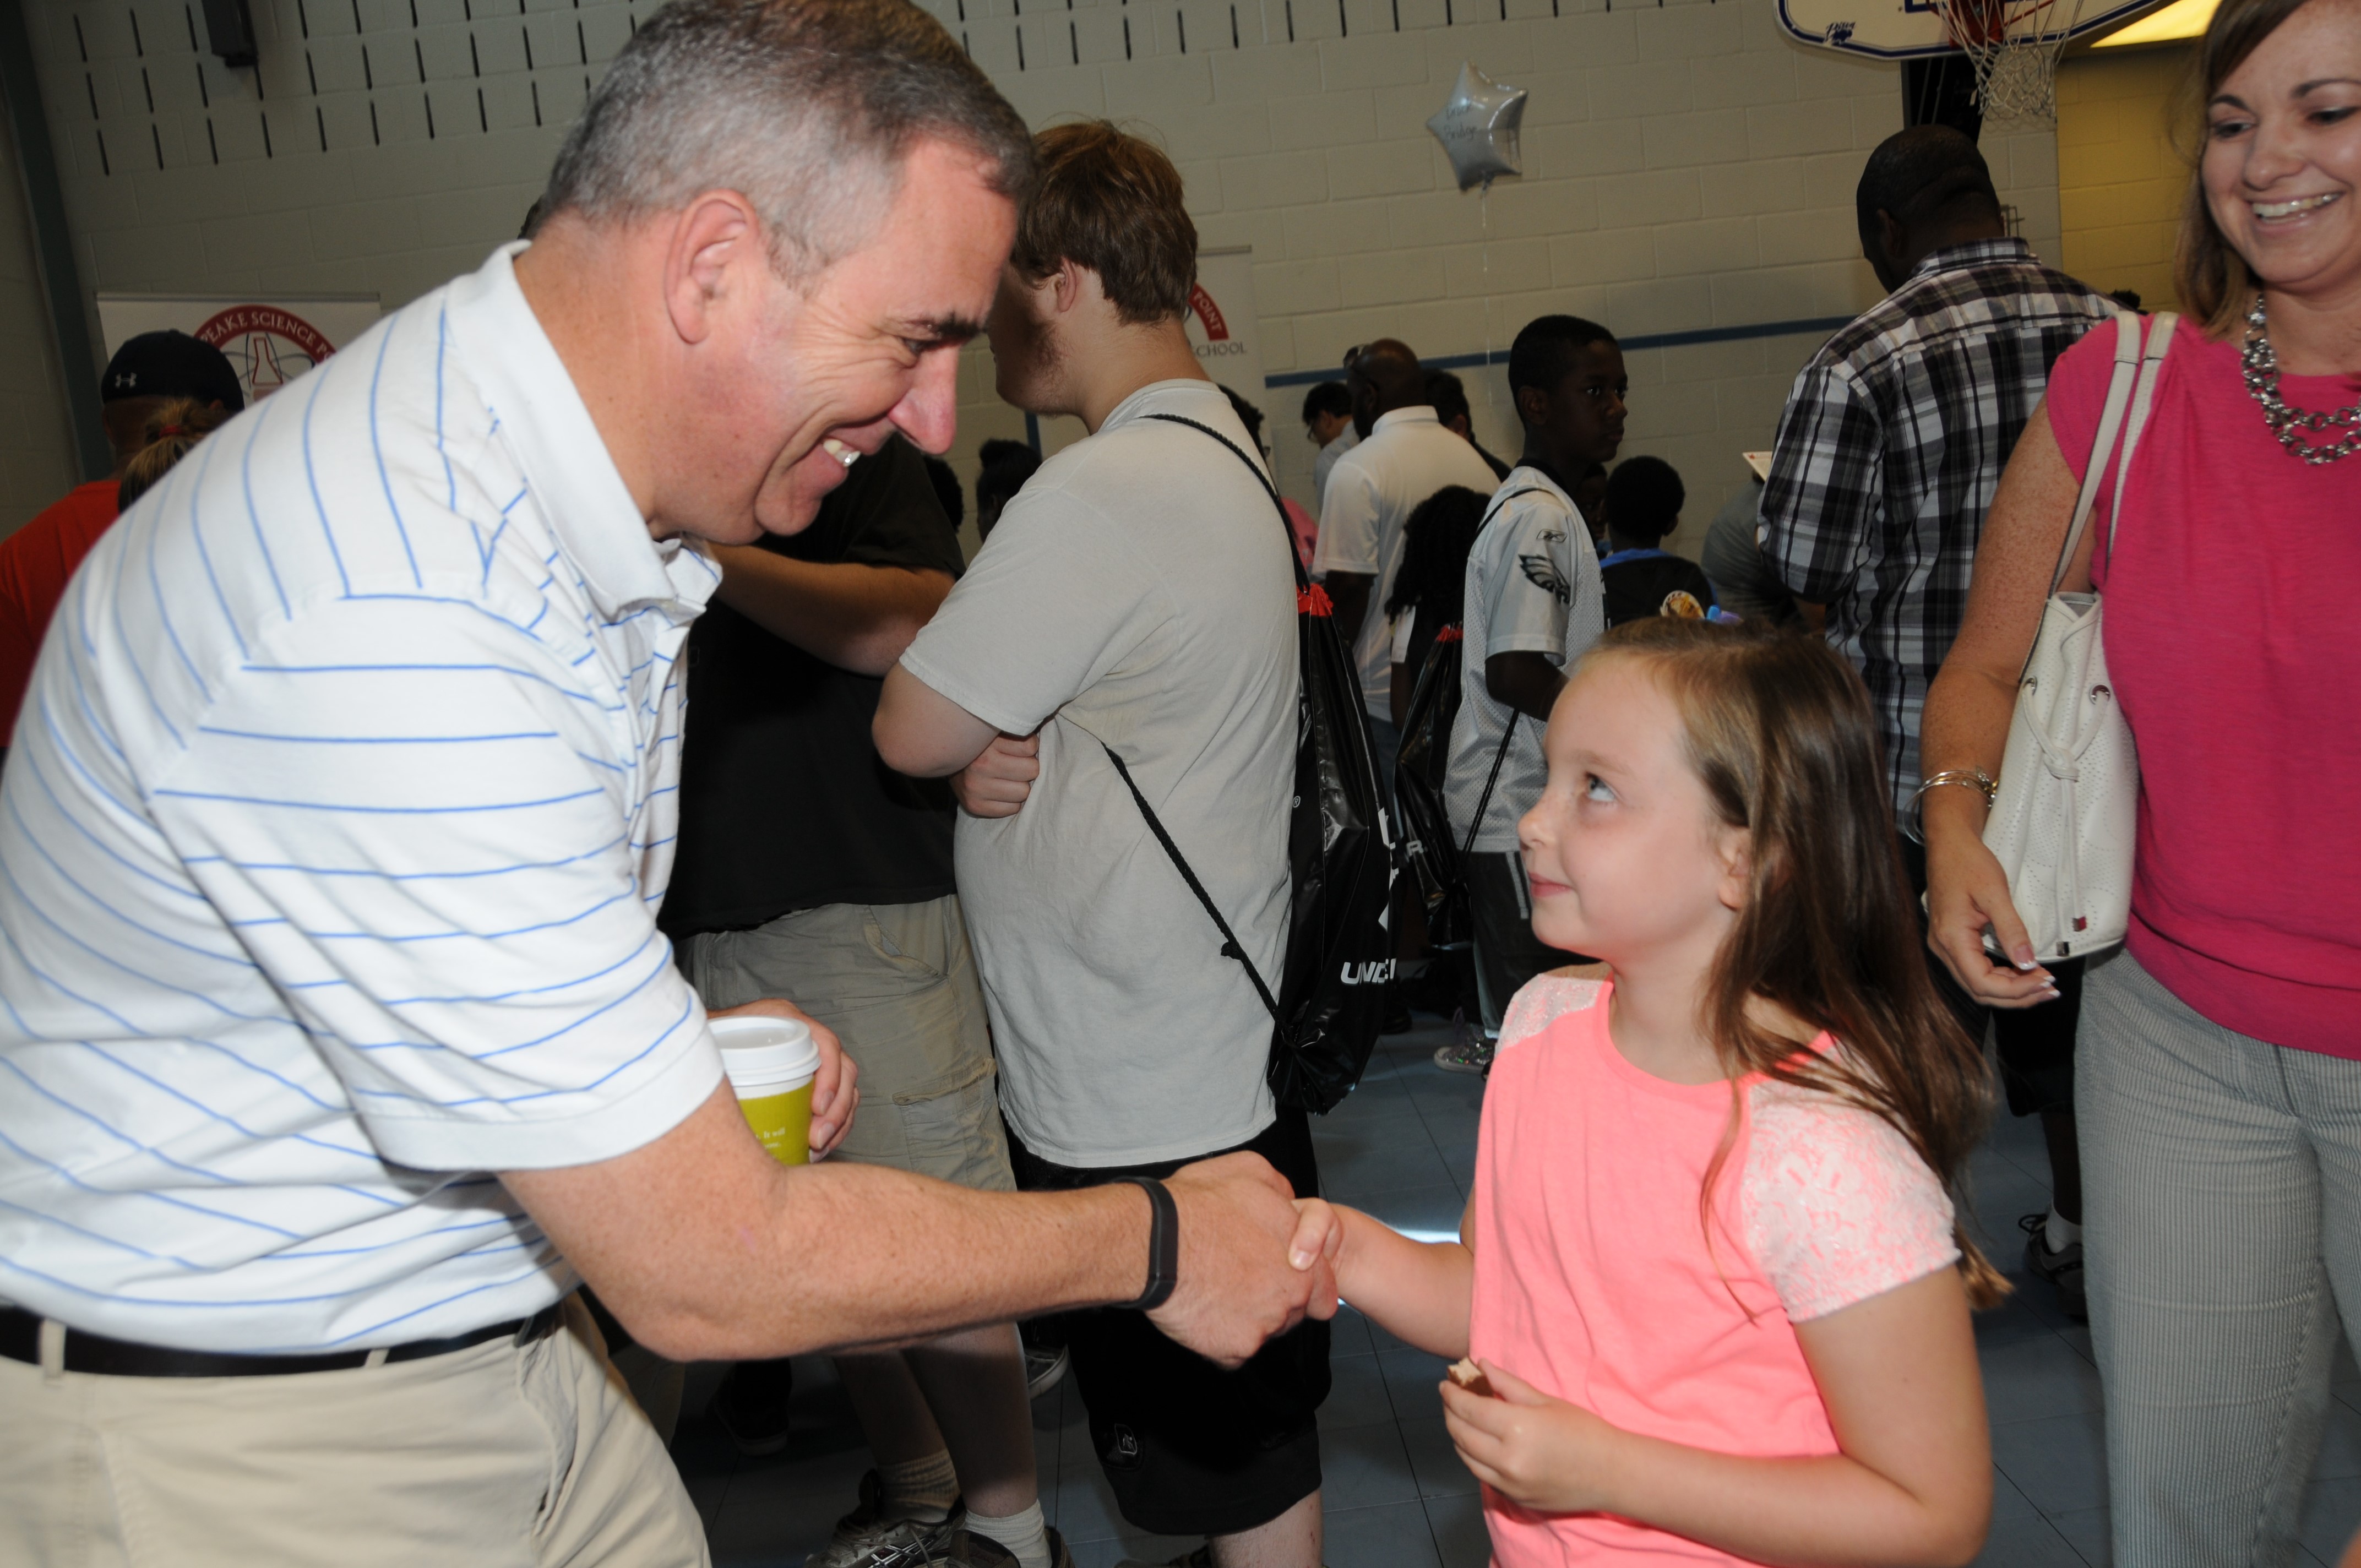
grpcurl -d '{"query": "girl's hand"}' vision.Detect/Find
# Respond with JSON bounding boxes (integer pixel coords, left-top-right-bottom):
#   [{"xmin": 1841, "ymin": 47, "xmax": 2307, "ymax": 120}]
[
  {"xmin": 1441, "ymin": 1360, "xmax": 1623, "ymax": 1515},
  {"xmin": 1289, "ymin": 1197, "xmax": 1346, "ymax": 1277}
]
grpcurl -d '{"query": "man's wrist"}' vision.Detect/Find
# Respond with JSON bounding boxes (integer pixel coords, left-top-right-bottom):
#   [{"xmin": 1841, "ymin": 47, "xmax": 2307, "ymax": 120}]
[{"xmin": 1112, "ymin": 1177, "xmax": 1178, "ymax": 1310}]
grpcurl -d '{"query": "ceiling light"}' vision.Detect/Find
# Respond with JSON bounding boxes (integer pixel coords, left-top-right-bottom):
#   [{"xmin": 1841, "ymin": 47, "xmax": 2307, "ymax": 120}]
[{"xmin": 2093, "ymin": 0, "xmax": 2217, "ymax": 47}]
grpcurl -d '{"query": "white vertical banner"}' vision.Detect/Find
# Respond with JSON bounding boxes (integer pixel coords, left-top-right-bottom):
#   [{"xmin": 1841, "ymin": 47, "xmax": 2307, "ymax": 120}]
[{"xmin": 1184, "ymin": 247, "xmax": 1268, "ymax": 415}]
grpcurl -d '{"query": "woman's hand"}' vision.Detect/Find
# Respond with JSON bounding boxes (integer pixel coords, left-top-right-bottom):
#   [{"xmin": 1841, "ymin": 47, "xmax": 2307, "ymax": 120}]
[
  {"xmin": 708, "ymin": 997, "xmax": 860, "ymax": 1157},
  {"xmin": 1443, "ymin": 1361, "xmax": 1624, "ymax": 1514},
  {"xmin": 1922, "ymin": 794, "xmax": 2058, "ymax": 1008}
]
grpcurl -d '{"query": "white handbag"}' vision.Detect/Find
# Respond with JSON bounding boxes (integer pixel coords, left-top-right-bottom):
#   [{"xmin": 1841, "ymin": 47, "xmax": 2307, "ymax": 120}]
[{"xmin": 1981, "ymin": 311, "xmax": 2174, "ymax": 961}]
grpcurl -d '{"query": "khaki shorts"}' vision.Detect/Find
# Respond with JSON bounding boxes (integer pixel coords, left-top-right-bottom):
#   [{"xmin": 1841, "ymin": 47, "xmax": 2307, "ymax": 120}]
[
  {"xmin": 683, "ymin": 895, "xmax": 1013, "ymax": 1193},
  {"xmin": 0, "ymin": 1297, "xmax": 706, "ymax": 1568}
]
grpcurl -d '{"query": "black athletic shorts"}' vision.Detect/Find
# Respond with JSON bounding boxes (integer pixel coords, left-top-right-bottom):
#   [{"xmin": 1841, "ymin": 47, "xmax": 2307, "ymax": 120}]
[
  {"xmin": 1899, "ymin": 832, "xmax": 2083, "ymax": 1118},
  {"xmin": 1004, "ymin": 1108, "xmax": 1330, "ymax": 1537}
]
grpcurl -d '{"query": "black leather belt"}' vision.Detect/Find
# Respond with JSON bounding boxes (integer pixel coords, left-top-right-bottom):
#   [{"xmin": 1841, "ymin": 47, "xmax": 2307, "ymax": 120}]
[{"xmin": 0, "ymin": 1298, "xmax": 567, "ymax": 1378}]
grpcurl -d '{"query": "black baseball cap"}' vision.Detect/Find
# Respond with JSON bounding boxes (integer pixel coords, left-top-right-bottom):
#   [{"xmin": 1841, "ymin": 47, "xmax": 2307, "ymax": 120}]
[{"xmin": 101, "ymin": 331, "xmax": 245, "ymax": 412}]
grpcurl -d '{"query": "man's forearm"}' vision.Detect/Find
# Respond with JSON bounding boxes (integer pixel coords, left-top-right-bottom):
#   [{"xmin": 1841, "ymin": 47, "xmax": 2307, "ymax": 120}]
[
  {"xmin": 663, "ymin": 1162, "xmax": 1155, "ymax": 1358},
  {"xmin": 711, "ymin": 548, "xmax": 952, "ymax": 677},
  {"xmin": 874, "ymin": 664, "xmax": 1002, "ymax": 777},
  {"xmin": 1325, "ymin": 571, "xmax": 1374, "ymax": 656},
  {"xmin": 506, "ymin": 1087, "xmax": 1154, "ymax": 1361}
]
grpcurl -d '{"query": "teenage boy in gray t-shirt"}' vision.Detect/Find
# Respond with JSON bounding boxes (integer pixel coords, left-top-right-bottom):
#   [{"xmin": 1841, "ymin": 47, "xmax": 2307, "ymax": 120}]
[{"xmin": 874, "ymin": 122, "xmax": 1327, "ymax": 1568}]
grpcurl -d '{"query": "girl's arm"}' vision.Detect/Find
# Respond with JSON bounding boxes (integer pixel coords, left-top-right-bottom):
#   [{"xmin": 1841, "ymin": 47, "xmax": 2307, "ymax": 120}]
[
  {"xmin": 1299, "ymin": 1197, "xmax": 1476, "ymax": 1360},
  {"xmin": 1444, "ymin": 1266, "xmax": 1990, "ymax": 1568}
]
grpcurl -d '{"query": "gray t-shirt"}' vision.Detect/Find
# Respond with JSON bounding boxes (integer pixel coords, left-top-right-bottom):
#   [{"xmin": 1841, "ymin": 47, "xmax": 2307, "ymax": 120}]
[
  {"xmin": 1699, "ymin": 478, "xmax": 1800, "ymax": 628},
  {"xmin": 899, "ymin": 380, "xmax": 1298, "ymax": 1168},
  {"xmin": 1444, "ymin": 467, "xmax": 1606, "ymax": 854}
]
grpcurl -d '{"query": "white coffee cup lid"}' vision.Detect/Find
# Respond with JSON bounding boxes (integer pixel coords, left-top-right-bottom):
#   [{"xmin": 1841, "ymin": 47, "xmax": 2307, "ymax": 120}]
[{"xmin": 711, "ymin": 1015, "xmax": 819, "ymax": 1092}]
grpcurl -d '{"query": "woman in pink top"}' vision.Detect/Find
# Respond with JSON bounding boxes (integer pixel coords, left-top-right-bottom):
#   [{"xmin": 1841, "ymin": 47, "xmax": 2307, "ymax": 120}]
[
  {"xmin": 1300, "ymin": 620, "xmax": 2002, "ymax": 1566},
  {"xmin": 1921, "ymin": 0, "xmax": 2360, "ymax": 1558}
]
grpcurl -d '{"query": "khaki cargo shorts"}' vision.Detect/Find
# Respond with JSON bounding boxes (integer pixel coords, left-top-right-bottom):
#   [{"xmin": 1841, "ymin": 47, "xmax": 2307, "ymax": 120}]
[{"xmin": 683, "ymin": 895, "xmax": 1013, "ymax": 1193}]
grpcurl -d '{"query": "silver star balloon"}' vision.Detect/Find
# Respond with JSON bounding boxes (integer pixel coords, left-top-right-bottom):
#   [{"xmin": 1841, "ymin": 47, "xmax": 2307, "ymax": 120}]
[{"xmin": 1426, "ymin": 62, "xmax": 1528, "ymax": 194}]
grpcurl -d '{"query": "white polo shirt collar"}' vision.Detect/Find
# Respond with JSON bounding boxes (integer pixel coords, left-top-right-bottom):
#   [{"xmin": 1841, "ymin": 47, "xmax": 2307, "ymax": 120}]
[
  {"xmin": 444, "ymin": 242, "xmax": 698, "ymax": 622},
  {"xmin": 1370, "ymin": 405, "xmax": 1441, "ymax": 437}
]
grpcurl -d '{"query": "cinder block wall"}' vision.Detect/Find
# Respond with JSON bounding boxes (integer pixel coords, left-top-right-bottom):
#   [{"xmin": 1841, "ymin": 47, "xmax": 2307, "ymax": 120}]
[
  {"xmin": 20, "ymin": 0, "xmax": 2063, "ymax": 555},
  {"xmin": 1, "ymin": 106, "xmax": 83, "ymax": 539},
  {"xmin": 2055, "ymin": 43, "xmax": 2193, "ymax": 315}
]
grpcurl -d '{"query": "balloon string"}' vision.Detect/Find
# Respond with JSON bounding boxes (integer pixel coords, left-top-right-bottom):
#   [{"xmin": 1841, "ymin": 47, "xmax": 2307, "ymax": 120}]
[{"xmin": 1481, "ymin": 188, "xmax": 1495, "ymax": 434}]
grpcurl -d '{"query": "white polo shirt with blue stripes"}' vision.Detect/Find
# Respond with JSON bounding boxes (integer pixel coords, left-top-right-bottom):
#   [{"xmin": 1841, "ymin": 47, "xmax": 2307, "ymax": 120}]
[{"xmin": 0, "ymin": 242, "xmax": 726, "ymax": 1353}]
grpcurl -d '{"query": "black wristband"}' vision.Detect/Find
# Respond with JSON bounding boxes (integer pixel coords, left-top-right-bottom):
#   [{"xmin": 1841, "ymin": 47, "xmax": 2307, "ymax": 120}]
[{"xmin": 1115, "ymin": 1177, "xmax": 1179, "ymax": 1311}]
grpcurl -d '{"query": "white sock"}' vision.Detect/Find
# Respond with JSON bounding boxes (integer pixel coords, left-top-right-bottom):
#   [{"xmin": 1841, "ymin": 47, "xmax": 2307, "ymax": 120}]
[
  {"xmin": 2045, "ymin": 1208, "xmax": 2083, "ymax": 1251},
  {"xmin": 966, "ymin": 1500, "xmax": 1052, "ymax": 1568},
  {"xmin": 877, "ymin": 1450, "xmax": 959, "ymax": 1525}
]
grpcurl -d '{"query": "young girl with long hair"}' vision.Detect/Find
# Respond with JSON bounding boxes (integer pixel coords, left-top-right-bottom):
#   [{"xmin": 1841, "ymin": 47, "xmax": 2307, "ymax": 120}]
[{"xmin": 1299, "ymin": 617, "xmax": 2003, "ymax": 1566}]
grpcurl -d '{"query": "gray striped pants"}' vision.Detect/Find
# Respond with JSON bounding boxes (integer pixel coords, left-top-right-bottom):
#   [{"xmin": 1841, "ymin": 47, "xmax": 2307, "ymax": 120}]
[{"xmin": 2081, "ymin": 950, "xmax": 2361, "ymax": 1567}]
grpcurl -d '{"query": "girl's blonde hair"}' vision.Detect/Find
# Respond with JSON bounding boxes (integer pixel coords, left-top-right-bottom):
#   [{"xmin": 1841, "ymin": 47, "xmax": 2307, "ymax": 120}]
[
  {"xmin": 1582, "ymin": 618, "xmax": 2008, "ymax": 1309},
  {"xmin": 2172, "ymin": 0, "xmax": 2326, "ymax": 337},
  {"xmin": 117, "ymin": 398, "xmax": 231, "ymax": 511}
]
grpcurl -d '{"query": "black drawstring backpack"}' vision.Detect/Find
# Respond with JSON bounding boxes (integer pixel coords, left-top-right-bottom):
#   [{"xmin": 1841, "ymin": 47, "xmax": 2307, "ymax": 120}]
[
  {"xmin": 1095, "ymin": 412, "xmax": 1395, "ymax": 1115},
  {"xmin": 1392, "ymin": 624, "xmax": 1471, "ymax": 952}
]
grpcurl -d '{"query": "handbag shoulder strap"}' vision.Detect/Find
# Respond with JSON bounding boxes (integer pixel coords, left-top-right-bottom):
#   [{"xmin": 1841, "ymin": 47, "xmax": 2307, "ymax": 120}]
[
  {"xmin": 1139, "ymin": 411, "xmax": 1308, "ymax": 592},
  {"xmin": 2104, "ymin": 312, "xmax": 2177, "ymax": 566},
  {"xmin": 2048, "ymin": 312, "xmax": 2146, "ymax": 598},
  {"xmin": 1099, "ymin": 741, "xmax": 1284, "ymax": 1025}
]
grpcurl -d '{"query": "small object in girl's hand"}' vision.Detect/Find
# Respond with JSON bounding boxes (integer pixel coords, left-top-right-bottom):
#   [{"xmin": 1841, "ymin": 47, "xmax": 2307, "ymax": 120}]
[{"xmin": 1448, "ymin": 1358, "xmax": 1495, "ymax": 1397}]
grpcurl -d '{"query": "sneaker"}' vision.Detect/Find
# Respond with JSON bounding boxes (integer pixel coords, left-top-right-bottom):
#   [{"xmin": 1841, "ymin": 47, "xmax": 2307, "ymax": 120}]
[
  {"xmin": 708, "ymin": 1357, "xmax": 795, "ymax": 1457},
  {"xmin": 1024, "ymin": 1341, "xmax": 1069, "ymax": 1401},
  {"xmin": 1433, "ymin": 1010, "xmax": 1493, "ymax": 1076},
  {"xmin": 2020, "ymin": 1212, "xmax": 2088, "ymax": 1324},
  {"xmin": 955, "ymin": 1524, "xmax": 1075, "ymax": 1568},
  {"xmin": 806, "ymin": 1471, "xmax": 965, "ymax": 1568}
]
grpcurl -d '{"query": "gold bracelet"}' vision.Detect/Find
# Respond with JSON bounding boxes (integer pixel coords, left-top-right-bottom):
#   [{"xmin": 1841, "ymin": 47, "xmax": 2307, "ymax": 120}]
[
  {"xmin": 1914, "ymin": 769, "xmax": 1997, "ymax": 807},
  {"xmin": 1902, "ymin": 769, "xmax": 1997, "ymax": 845}
]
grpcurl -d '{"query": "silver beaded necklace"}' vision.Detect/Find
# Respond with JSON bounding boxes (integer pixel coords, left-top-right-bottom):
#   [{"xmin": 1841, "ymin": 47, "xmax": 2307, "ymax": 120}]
[{"xmin": 2240, "ymin": 292, "xmax": 2361, "ymax": 465}]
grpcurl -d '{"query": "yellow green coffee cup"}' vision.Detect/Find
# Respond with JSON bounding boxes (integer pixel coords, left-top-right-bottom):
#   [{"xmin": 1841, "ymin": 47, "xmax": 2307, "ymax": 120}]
[{"xmin": 712, "ymin": 1015, "xmax": 820, "ymax": 1167}]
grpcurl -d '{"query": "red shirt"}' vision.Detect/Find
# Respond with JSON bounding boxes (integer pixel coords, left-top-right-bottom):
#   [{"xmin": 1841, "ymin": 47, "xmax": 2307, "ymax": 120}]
[
  {"xmin": 2048, "ymin": 317, "xmax": 2361, "ymax": 1055},
  {"xmin": 0, "ymin": 481, "xmax": 119, "ymax": 745}
]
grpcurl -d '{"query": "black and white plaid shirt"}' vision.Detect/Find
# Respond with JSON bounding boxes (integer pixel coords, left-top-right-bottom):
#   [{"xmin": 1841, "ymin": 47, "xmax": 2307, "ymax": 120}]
[{"xmin": 1759, "ymin": 238, "xmax": 2114, "ymax": 813}]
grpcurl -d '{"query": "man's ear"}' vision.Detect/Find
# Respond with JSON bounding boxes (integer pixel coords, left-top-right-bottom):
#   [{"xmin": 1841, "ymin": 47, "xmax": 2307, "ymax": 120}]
[
  {"xmin": 1874, "ymin": 209, "xmax": 1908, "ymax": 274},
  {"xmin": 1514, "ymin": 382, "xmax": 1549, "ymax": 431},
  {"xmin": 1050, "ymin": 256, "xmax": 1089, "ymax": 317},
  {"xmin": 662, "ymin": 190, "xmax": 764, "ymax": 347}
]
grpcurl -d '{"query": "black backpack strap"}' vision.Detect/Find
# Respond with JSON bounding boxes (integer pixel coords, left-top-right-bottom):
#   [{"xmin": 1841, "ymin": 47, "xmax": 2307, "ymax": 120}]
[
  {"xmin": 1460, "ymin": 714, "xmax": 1519, "ymax": 859},
  {"xmin": 1100, "ymin": 742, "xmax": 1284, "ymax": 1025},
  {"xmin": 1139, "ymin": 412, "xmax": 1309, "ymax": 592}
]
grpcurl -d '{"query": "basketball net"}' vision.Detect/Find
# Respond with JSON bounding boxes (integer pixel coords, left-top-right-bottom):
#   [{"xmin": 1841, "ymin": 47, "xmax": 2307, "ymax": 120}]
[{"xmin": 1924, "ymin": 0, "xmax": 2087, "ymax": 127}]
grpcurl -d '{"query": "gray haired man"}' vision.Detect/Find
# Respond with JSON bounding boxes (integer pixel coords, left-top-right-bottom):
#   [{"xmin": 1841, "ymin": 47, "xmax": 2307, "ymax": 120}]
[{"xmin": 0, "ymin": 4, "xmax": 1335, "ymax": 1565}]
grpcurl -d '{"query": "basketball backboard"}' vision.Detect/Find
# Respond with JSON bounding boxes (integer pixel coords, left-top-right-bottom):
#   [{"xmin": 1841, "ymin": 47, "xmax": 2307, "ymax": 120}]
[{"xmin": 1776, "ymin": 0, "xmax": 2157, "ymax": 57}]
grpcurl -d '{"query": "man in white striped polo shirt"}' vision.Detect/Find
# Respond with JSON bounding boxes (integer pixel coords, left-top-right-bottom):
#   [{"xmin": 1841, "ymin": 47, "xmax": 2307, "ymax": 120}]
[{"xmin": 0, "ymin": 4, "xmax": 1334, "ymax": 1564}]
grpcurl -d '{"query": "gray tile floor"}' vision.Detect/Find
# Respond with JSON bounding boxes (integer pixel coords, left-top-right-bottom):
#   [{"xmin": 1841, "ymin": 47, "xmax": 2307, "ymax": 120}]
[{"xmin": 676, "ymin": 1016, "xmax": 2361, "ymax": 1567}]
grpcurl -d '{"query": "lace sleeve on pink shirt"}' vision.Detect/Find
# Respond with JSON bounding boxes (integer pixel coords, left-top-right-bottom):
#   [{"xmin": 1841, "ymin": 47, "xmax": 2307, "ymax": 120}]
[
  {"xmin": 1496, "ymin": 974, "xmax": 1606, "ymax": 1054},
  {"xmin": 1739, "ymin": 1080, "xmax": 1960, "ymax": 1322}
]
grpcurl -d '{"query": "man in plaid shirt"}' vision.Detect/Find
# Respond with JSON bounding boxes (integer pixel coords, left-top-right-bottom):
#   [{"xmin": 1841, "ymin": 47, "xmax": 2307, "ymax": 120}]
[
  {"xmin": 1759, "ymin": 125, "xmax": 2114, "ymax": 819},
  {"xmin": 1759, "ymin": 124, "xmax": 2114, "ymax": 1325}
]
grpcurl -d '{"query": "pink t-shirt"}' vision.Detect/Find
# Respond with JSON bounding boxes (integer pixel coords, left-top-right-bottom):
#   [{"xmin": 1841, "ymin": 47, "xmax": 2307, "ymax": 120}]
[
  {"xmin": 2046, "ymin": 317, "xmax": 2361, "ymax": 1056},
  {"xmin": 1468, "ymin": 976, "xmax": 1960, "ymax": 1567}
]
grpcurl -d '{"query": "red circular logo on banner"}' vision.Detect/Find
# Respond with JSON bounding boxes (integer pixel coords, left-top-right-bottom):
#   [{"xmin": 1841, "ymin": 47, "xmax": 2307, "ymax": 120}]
[
  {"xmin": 1188, "ymin": 283, "xmax": 1230, "ymax": 341},
  {"xmin": 194, "ymin": 305, "xmax": 340, "ymax": 401}
]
